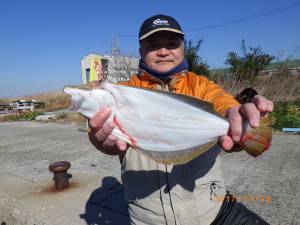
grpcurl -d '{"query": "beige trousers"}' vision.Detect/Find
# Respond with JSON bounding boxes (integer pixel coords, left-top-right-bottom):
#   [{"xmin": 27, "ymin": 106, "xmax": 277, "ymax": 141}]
[{"xmin": 121, "ymin": 145, "xmax": 226, "ymax": 225}]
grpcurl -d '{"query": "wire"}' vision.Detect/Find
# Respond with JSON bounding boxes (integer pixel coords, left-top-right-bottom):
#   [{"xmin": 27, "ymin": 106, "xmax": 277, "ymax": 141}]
[
  {"xmin": 186, "ymin": 1, "xmax": 300, "ymax": 32},
  {"xmin": 118, "ymin": 1, "xmax": 300, "ymax": 37}
]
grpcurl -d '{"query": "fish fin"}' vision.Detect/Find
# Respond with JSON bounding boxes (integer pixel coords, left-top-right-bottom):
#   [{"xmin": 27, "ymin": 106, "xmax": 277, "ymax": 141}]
[
  {"xmin": 63, "ymin": 82, "xmax": 101, "ymax": 92},
  {"xmin": 133, "ymin": 140, "xmax": 218, "ymax": 165},
  {"xmin": 239, "ymin": 117, "xmax": 273, "ymax": 157}
]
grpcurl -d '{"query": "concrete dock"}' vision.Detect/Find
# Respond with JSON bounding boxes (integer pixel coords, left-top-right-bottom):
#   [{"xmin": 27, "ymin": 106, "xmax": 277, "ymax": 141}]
[{"xmin": 0, "ymin": 121, "xmax": 299, "ymax": 225}]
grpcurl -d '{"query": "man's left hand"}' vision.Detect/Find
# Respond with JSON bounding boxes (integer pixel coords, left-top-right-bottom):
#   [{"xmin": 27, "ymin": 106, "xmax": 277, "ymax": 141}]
[{"xmin": 219, "ymin": 95, "xmax": 274, "ymax": 151}]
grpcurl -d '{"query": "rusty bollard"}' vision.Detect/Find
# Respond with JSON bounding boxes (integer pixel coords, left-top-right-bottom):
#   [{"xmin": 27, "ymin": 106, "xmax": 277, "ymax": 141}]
[{"xmin": 49, "ymin": 161, "xmax": 71, "ymax": 190}]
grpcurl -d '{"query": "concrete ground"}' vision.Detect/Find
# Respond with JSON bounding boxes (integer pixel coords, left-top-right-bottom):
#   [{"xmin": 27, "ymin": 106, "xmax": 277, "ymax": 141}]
[{"xmin": 0, "ymin": 121, "xmax": 299, "ymax": 225}]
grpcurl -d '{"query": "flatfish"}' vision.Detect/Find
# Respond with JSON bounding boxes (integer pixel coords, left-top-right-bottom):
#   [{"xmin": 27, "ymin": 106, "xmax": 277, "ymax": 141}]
[{"xmin": 64, "ymin": 82, "xmax": 272, "ymax": 165}]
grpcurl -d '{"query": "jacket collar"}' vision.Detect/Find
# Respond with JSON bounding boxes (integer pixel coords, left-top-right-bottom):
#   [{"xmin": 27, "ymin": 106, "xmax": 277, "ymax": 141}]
[
  {"xmin": 138, "ymin": 68, "xmax": 188, "ymax": 86},
  {"xmin": 139, "ymin": 59, "xmax": 189, "ymax": 79}
]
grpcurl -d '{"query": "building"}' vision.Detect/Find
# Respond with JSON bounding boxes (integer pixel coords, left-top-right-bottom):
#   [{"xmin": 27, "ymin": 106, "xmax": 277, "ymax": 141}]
[
  {"xmin": 81, "ymin": 53, "xmax": 139, "ymax": 84},
  {"xmin": 0, "ymin": 104, "xmax": 14, "ymax": 115},
  {"xmin": 10, "ymin": 100, "xmax": 35, "ymax": 111},
  {"xmin": 0, "ymin": 100, "xmax": 45, "ymax": 115}
]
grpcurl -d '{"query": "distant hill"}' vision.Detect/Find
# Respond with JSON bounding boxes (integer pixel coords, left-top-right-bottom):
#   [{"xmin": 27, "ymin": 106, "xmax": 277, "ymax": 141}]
[
  {"xmin": 264, "ymin": 59, "xmax": 300, "ymax": 70},
  {"xmin": 210, "ymin": 59, "xmax": 300, "ymax": 75}
]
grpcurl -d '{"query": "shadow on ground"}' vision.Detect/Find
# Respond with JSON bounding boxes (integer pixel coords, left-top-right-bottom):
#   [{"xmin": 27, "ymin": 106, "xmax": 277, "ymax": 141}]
[{"xmin": 80, "ymin": 176, "xmax": 129, "ymax": 225}]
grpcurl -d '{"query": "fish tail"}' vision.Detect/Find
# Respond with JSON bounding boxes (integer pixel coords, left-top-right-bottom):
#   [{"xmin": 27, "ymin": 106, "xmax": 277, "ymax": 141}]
[{"xmin": 239, "ymin": 117, "xmax": 273, "ymax": 157}]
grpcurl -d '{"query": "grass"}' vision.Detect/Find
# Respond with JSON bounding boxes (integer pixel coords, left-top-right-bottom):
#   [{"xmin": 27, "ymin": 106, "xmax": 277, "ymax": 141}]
[
  {"xmin": 54, "ymin": 112, "xmax": 87, "ymax": 124},
  {"xmin": 0, "ymin": 90, "xmax": 75, "ymax": 123},
  {"xmin": 26, "ymin": 91, "xmax": 71, "ymax": 112},
  {"xmin": 269, "ymin": 100, "xmax": 300, "ymax": 130},
  {"xmin": 0, "ymin": 111, "xmax": 42, "ymax": 122},
  {"xmin": 1, "ymin": 91, "xmax": 71, "ymax": 112},
  {"xmin": 214, "ymin": 71, "xmax": 299, "ymax": 103},
  {"xmin": 0, "ymin": 109, "xmax": 87, "ymax": 124}
]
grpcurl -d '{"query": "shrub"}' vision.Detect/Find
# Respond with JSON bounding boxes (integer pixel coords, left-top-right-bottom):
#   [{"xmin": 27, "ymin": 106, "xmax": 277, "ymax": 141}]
[
  {"xmin": 269, "ymin": 99, "xmax": 300, "ymax": 130},
  {"xmin": 0, "ymin": 111, "xmax": 42, "ymax": 122}
]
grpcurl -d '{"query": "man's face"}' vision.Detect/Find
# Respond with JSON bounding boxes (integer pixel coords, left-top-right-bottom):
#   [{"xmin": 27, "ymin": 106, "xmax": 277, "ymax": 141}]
[{"xmin": 139, "ymin": 31, "xmax": 184, "ymax": 73}]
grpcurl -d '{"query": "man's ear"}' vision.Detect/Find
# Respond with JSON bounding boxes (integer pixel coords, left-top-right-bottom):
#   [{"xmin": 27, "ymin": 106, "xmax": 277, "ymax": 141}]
[{"xmin": 181, "ymin": 40, "xmax": 185, "ymax": 49}]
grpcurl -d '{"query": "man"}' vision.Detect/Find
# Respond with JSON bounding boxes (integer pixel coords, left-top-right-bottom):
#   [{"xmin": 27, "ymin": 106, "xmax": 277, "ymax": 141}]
[{"xmin": 89, "ymin": 14, "xmax": 273, "ymax": 225}]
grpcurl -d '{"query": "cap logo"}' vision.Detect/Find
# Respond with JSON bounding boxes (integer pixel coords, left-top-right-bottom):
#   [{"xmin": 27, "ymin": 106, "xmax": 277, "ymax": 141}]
[{"xmin": 153, "ymin": 19, "xmax": 169, "ymax": 26}]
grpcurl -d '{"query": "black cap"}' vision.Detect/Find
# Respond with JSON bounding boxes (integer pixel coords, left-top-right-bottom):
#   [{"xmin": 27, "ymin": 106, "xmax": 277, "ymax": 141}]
[{"xmin": 139, "ymin": 14, "xmax": 184, "ymax": 41}]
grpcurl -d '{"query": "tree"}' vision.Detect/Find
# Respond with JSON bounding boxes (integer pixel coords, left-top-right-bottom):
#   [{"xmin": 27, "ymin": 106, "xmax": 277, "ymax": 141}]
[
  {"xmin": 111, "ymin": 55, "xmax": 139, "ymax": 82},
  {"xmin": 225, "ymin": 40, "xmax": 274, "ymax": 83},
  {"xmin": 109, "ymin": 34, "xmax": 139, "ymax": 82},
  {"xmin": 184, "ymin": 39, "xmax": 210, "ymax": 76}
]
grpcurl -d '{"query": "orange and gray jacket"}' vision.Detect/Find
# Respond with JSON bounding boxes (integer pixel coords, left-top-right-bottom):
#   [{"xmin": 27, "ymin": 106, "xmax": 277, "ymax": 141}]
[{"xmin": 119, "ymin": 70, "xmax": 239, "ymax": 225}]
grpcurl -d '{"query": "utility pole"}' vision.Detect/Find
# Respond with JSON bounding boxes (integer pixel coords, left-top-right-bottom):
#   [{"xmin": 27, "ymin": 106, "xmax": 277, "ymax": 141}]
[
  {"xmin": 241, "ymin": 39, "xmax": 247, "ymax": 57},
  {"xmin": 111, "ymin": 34, "xmax": 120, "ymax": 56}
]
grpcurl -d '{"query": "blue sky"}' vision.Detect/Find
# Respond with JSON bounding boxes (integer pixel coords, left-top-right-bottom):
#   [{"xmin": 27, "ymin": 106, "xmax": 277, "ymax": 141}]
[{"xmin": 0, "ymin": 0, "xmax": 299, "ymax": 98}]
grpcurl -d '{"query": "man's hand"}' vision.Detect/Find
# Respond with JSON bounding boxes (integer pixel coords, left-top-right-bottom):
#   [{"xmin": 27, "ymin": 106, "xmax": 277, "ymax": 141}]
[
  {"xmin": 219, "ymin": 95, "xmax": 274, "ymax": 151},
  {"xmin": 88, "ymin": 107, "xmax": 128, "ymax": 155}
]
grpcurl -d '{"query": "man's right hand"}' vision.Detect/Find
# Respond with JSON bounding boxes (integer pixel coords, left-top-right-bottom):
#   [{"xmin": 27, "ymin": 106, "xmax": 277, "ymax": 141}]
[{"xmin": 88, "ymin": 107, "xmax": 128, "ymax": 155}]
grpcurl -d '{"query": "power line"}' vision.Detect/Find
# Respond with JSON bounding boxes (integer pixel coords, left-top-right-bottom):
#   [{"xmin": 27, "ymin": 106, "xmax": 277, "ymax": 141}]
[
  {"xmin": 186, "ymin": 1, "xmax": 300, "ymax": 32},
  {"xmin": 118, "ymin": 1, "xmax": 300, "ymax": 38}
]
